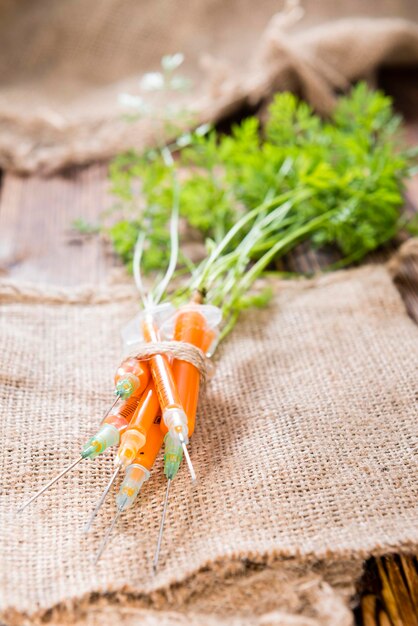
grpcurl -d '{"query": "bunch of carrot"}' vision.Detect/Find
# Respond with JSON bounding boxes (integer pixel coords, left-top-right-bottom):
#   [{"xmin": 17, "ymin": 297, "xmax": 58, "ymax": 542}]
[
  {"xmin": 106, "ymin": 295, "xmax": 219, "ymax": 487},
  {"xmin": 81, "ymin": 291, "xmax": 222, "ymax": 564}
]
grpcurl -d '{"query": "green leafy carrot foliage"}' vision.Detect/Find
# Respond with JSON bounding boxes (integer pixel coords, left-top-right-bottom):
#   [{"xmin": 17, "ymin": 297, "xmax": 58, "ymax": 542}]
[{"xmin": 106, "ymin": 84, "xmax": 413, "ymax": 281}]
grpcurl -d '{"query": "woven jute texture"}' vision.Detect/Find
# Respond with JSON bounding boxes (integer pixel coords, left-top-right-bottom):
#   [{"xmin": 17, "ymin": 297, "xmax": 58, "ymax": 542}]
[
  {"xmin": 1, "ymin": 0, "xmax": 418, "ymax": 172},
  {"xmin": 0, "ymin": 265, "xmax": 417, "ymax": 625}
]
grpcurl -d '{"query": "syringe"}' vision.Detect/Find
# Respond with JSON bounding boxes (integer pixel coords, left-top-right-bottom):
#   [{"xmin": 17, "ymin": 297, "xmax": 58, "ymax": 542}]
[
  {"xmin": 84, "ymin": 382, "xmax": 159, "ymax": 531},
  {"xmin": 85, "ymin": 303, "xmax": 180, "ymax": 529},
  {"xmin": 94, "ymin": 420, "xmax": 165, "ymax": 562},
  {"xmin": 162, "ymin": 301, "xmax": 221, "ymax": 438},
  {"xmin": 152, "ymin": 301, "xmax": 221, "ymax": 570},
  {"xmin": 115, "ymin": 382, "xmax": 160, "ymax": 468},
  {"xmin": 17, "ymin": 388, "xmax": 146, "ymax": 513},
  {"xmin": 81, "ymin": 392, "xmax": 146, "ymax": 461},
  {"xmin": 141, "ymin": 312, "xmax": 196, "ymax": 480}
]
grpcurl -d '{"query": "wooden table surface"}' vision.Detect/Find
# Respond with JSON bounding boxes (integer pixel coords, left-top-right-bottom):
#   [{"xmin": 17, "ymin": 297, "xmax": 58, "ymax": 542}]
[
  {"xmin": 0, "ymin": 165, "xmax": 112, "ymax": 285},
  {"xmin": 0, "ymin": 163, "xmax": 416, "ymax": 285}
]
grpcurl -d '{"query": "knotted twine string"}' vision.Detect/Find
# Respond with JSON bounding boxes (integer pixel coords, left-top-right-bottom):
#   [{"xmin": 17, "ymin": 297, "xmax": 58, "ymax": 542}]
[{"xmin": 128, "ymin": 341, "xmax": 212, "ymax": 386}]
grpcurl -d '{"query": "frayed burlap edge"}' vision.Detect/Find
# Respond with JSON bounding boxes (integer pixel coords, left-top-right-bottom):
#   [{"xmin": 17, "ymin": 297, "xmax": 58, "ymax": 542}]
[
  {"xmin": 0, "ymin": 278, "xmax": 137, "ymax": 305},
  {"xmin": 0, "ymin": 262, "xmax": 391, "ymax": 306},
  {"xmin": 4, "ymin": 546, "xmax": 418, "ymax": 626},
  {"xmin": 1, "ymin": 553, "xmax": 365, "ymax": 626}
]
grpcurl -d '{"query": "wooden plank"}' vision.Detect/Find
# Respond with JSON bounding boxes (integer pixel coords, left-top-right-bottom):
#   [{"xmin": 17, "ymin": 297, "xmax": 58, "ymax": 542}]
[
  {"xmin": 0, "ymin": 167, "xmax": 416, "ymax": 285},
  {"xmin": 0, "ymin": 164, "xmax": 116, "ymax": 286},
  {"xmin": 361, "ymin": 557, "xmax": 418, "ymax": 626}
]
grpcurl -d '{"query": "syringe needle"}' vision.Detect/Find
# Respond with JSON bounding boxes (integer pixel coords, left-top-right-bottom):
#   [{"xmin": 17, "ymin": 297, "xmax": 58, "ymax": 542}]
[
  {"xmin": 100, "ymin": 396, "xmax": 119, "ymax": 425},
  {"xmin": 84, "ymin": 465, "xmax": 121, "ymax": 533},
  {"xmin": 179, "ymin": 435, "xmax": 196, "ymax": 481},
  {"xmin": 17, "ymin": 456, "xmax": 84, "ymax": 513},
  {"xmin": 153, "ymin": 479, "xmax": 171, "ymax": 574},
  {"xmin": 94, "ymin": 496, "xmax": 127, "ymax": 564}
]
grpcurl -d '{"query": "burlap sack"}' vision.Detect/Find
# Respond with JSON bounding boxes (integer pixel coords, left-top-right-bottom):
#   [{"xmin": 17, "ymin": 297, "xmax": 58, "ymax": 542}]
[
  {"xmin": 1, "ymin": 0, "xmax": 418, "ymax": 173},
  {"xmin": 0, "ymin": 263, "xmax": 417, "ymax": 625}
]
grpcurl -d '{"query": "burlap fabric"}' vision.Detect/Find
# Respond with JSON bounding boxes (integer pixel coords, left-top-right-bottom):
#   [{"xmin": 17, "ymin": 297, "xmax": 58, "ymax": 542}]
[
  {"xmin": 0, "ymin": 264, "xmax": 417, "ymax": 625},
  {"xmin": 1, "ymin": 0, "xmax": 418, "ymax": 173}
]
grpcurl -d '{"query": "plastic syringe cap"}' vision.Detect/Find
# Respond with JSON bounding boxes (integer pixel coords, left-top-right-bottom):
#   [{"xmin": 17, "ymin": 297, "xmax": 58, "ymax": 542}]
[{"xmin": 121, "ymin": 302, "xmax": 175, "ymax": 349}]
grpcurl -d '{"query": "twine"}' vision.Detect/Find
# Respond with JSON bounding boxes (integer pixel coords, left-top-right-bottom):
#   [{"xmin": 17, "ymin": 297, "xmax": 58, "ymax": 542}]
[{"xmin": 129, "ymin": 341, "xmax": 211, "ymax": 384}]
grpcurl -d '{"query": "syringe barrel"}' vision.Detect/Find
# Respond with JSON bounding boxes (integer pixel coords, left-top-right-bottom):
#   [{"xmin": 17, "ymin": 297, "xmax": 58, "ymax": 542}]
[
  {"xmin": 116, "ymin": 383, "xmax": 160, "ymax": 467},
  {"xmin": 81, "ymin": 391, "xmax": 145, "ymax": 459},
  {"xmin": 136, "ymin": 420, "xmax": 165, "ymax": 470},
  {"xmin": 141, "ymin": 314, "xmax": 189, "ymax": 441},
  {"xmin": 118, "ymin": 421, "xmax": 165, "ymax": 510},
  {"xmin": 128, "ymin": 382, "xmax": 160, "ymax": 433},
  {"xmin": 103, "ymin": 412, "xmax": 128, "ymax": 433},
  {"xmin": 162, "ymin": 304, "xmax": 221, "ymax": 437},
  {"xmin": 104, "ymin": 393, "xmax": 144, "ymax": 432},
  {"xmin": 171, "ymin": 307, "xmax": 207, "ymax": 437}
]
